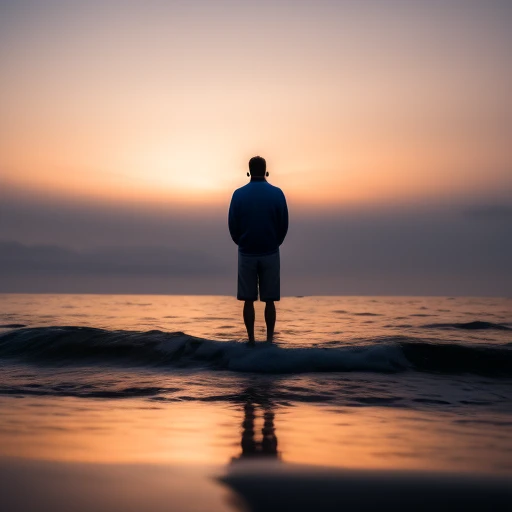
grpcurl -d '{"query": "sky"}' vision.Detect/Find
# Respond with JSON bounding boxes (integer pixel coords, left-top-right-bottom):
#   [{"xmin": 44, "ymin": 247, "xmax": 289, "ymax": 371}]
[{"xmin": 1, "ymin": 0, "xmax": 511, "ymax": 295}]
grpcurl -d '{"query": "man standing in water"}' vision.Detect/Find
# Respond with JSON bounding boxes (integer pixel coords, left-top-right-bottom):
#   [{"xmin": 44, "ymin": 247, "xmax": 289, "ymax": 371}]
[{"xmin": 228, "ymin": 156, "xmax": 288, "ymax": 344}]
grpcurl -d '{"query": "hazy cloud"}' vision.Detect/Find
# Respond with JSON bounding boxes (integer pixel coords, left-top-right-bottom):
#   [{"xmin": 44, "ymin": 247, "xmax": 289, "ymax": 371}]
[
  {"xmin": 0, "ymin": 241, "xmax": 230, "ymax": 277},
  {"xmin": 1, "ymin": 196, "xmax": 510, "ymax": 295},
  {"xmin": 464, "ymin": 204, "xmax": 512, "ymax": 221}
]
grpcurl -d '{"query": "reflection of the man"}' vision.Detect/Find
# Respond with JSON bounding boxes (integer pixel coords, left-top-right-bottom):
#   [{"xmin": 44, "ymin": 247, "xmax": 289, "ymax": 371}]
[{"xmin": 231, "ymin": 385, "xmax": 280, "ymax": 463}]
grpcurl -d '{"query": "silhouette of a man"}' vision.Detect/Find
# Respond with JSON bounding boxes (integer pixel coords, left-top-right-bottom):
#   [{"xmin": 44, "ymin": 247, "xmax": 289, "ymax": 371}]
[{"xmin": 228, "ymin": 156, "xmax": 288, "ymax": 344}]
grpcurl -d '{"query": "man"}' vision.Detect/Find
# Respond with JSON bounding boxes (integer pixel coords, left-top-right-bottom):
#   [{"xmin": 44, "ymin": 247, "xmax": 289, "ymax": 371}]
[{"xmin": 228, "ymin": 156, "xmax": 288, "ymax": 344}]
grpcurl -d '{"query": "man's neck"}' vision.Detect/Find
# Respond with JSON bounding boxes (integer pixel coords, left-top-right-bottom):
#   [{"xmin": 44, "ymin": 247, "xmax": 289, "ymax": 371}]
[{"xmin": 250, "ymin": 176, "xmax": 266, "ymax": 182}]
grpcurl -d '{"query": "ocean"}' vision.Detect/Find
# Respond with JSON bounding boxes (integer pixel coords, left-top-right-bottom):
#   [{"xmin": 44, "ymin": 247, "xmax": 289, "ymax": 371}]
[{"xmin": 0, "ymin": 294, "xmax": 511, "ymax": 511}]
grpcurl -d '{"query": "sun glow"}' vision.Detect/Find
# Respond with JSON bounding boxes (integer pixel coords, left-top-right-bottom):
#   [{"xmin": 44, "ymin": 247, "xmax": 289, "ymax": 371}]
[{"xmin": 1, "ymin": 0, "xmax": 510, "ymax": 211}]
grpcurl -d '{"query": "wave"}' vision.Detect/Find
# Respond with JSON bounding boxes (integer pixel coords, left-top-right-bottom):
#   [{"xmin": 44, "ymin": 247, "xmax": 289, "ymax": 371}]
[
  {"xmin": 0, "ymin": 326, "xmax": 408, "ymax": 374},
  {"xmin": 423, "ymin": 321, "xmax": 511, "ymax": 331},
  {"xmin": 0, "ymin": 326, "xmax": 511, "ymax": 376}
]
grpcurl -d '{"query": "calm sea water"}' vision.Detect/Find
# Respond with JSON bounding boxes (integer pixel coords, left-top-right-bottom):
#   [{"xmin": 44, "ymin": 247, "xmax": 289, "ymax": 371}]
[{"xmin": 0, "ymin": 294, "xmax": 511, "ymax": 475}]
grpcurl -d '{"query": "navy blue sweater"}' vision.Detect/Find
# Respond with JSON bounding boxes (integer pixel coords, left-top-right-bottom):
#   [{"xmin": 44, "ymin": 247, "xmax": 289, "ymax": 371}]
[{"xmin": 228, "ymin": 178, "xmax": 288, "ymax": 256}]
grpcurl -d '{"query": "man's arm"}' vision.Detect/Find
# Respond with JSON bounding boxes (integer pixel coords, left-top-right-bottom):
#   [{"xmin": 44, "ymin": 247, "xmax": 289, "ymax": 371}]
[
  {"xmin": 278, "ymin": 191, "xmax": 288, "ymax": 245},
  {"xmin": 228, "ymin": 193, "xmax": 240, "ymax": 245}
]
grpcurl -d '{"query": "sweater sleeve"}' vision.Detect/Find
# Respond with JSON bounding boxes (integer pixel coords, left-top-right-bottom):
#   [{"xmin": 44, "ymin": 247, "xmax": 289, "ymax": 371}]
[
  {"xmin": 228, "ymin": 193, "xmax": 240, "ymax": 245},
  {"xmin": 278, "ymin": 191, "xmax": 289, "ymax": 245}
]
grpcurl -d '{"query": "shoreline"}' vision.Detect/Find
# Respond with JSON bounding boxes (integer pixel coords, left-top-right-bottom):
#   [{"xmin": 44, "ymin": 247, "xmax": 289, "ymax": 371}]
[{"xmin": 2, "ymin": 457, "xmax": 511, "ymax": 512}]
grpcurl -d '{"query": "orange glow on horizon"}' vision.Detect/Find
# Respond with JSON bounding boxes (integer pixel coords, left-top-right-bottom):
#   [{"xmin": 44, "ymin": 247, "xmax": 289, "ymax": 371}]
[{"xmin": 1, "ymin": 1, "xmax": 510, "ymax": 211}]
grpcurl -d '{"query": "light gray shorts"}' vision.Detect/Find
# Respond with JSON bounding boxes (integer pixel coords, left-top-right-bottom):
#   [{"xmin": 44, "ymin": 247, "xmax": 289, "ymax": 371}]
[{"xmin": 237, "ymin": 251, "xmax": 280, "ymax": 302}]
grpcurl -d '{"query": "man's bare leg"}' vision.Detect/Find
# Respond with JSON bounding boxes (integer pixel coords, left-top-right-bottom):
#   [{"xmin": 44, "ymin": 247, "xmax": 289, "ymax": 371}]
[
  {"xmin": 264, "ymin": 301, "xmax": 276, "ymax": 342},
  {"xmin": 243, "ymin": 300, "xmax": 255, "ymax": 344}
]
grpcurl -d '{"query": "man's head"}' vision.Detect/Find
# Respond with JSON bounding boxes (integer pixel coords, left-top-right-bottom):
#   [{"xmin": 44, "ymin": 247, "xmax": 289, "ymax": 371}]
[{"xmin": 248, "ymin": 156, "xmax": 266, "ymax": 177}]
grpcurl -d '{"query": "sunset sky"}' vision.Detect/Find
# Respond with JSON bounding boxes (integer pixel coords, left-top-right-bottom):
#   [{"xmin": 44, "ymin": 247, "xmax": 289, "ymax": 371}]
[{"xmin": 1, "ymin": 0, "xmax": 511, "ymax": 295}]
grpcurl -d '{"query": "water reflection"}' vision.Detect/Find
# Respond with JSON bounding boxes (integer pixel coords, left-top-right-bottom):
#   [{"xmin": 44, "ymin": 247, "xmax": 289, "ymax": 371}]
[{"xmin": 231, "ymin": 386, "xmax": 280, "ymax": 464}]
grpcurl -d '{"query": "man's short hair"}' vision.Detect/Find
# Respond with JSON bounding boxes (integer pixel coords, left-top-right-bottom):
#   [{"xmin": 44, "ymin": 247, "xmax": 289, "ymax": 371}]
[{"xmin": 249, "ymin": 156, "xmax": 266, "ymax": 176}]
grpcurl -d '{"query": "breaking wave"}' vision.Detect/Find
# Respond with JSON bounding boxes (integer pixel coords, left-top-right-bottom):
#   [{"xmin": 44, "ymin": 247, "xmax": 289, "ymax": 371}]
[{"xmin": 0, "ymin": 326, "xmax": 511, "ymax": 377}]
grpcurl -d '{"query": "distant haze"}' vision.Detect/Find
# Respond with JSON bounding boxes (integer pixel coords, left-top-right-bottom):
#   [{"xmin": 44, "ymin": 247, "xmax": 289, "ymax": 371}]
[
  {"xmin": 1, "ymin": 0, "xmax": 511, "ymax": 295},
  {"xmin": 1, "ymin": 192, "xmax": 510, "ymax": 296}
]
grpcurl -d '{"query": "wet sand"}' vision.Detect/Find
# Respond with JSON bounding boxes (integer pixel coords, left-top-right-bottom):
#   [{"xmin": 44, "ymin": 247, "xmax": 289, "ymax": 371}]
[
  {"xmin": 0, "ymin": 395, "xmax": 511, "ymax": 511},
  {"xmin": 1, "ymin": 457, "xmax": 511, "ymax": 512}
]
